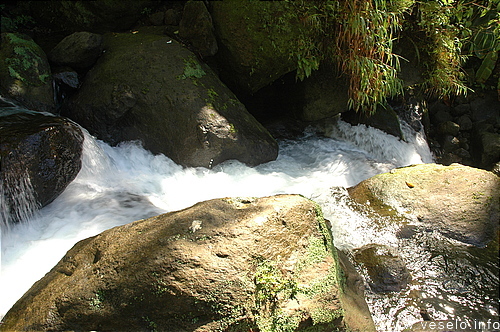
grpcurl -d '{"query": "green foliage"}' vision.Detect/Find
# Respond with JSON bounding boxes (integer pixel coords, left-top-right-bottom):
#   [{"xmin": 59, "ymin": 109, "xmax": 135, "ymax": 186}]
[
  {"xmin": 280, "ymin": 0, "xmax": 499, "ymax": 114},
  {"xmin": 3, "ymin": 33, "xmax": 50, "ymax": 86},
  {"xmin": 253, "ymin": 259, "xmax": 301, "ymax": 332},
  {"xmin": 0, "ymin": 4, "xmax": 35, "ymax": 33},
  {"xmin": 411, "ymin": 0, "xmax": 499, "ymax": 95},
  {"xmin": 283, "ymin": 0, "xmax": 412, "ymax": 114},
  {"xmin": 254, "ymin": 260, "xmax": 298, "ymax": 311},
  {"xmin": 178, "ymin": 57, "xmax": 206, "ymax": 80}
]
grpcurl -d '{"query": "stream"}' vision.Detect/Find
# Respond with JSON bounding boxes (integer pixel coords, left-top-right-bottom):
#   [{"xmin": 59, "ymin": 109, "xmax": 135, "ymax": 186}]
[{"xmin": 1, "ymin": 105, "xmax": 498, "ymax": 331}]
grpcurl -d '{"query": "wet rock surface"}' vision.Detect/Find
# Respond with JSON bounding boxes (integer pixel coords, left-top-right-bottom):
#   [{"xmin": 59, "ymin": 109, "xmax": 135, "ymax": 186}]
[
  {"xmin": 0, "ymin": 106, "xmax": 83, "ymax": 223},
  {"xmin": 353, "ymin": 244, "xmax": 411, "ymax": 293},
  {"xmin": 349, "ymin": 163, "xmax": 500, "ymax": 247}
]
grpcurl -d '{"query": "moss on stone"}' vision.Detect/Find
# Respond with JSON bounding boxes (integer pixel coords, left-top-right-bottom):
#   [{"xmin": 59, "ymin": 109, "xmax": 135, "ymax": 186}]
[
  {"xmin": 248, "ymin": 201, "xmax": 347, "ymax": 331},
  {"xmin": 211, "ymin": 0, "xmax": 301, "ymax": 92},
  {"xmin": 178, "ymin": 56, "xmax": 206, "ymax": 80},
  {"xmin": 2, "ymin": 33, "xmax": 51, "ymax": 87}
]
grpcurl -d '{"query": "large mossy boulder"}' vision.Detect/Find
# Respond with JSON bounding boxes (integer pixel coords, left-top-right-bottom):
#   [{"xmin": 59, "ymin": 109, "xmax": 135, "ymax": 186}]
[
  {"xmin": 0, "ymin": 102, "xmax": 83, "ymax": 224},
  {"xmin": 210, "ymin": 1, "xmax": 300, "ymax": 94},
  {"xmin": 27, "ymin": 0, "xmax": 156, "ymax": 34},
  {"xmin": 348, "ymin": 163, "xmax": 500, "ymax": 246},
  {"xmin": 0, "ymin": 195, "xmax": 375, "ymax": 332},
  {"xmin": 0, "ymin": 33, "xmax": 55, "ymax": 113},
  {"xmin": 62, "ymin": 29, "xmax": 278, "ymax": 168}
]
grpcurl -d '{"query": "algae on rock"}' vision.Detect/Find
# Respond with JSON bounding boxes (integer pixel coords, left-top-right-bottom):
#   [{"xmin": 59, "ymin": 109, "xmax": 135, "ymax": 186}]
[
  {"xmin": 0, "ymin": 33, "xmax": 54, "ymax": 112},
  {"xmin": 0, "ymin": 195, "xmax": 375, "ymax": 332}
]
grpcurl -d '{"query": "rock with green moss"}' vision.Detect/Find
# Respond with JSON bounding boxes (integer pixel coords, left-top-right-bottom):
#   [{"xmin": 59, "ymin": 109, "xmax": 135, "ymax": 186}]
[
  {"xmin": 210, "ymin": 1, "xmax": 301, "ymax": 94},
  {"xmin": 348, "ymin": 163, "xmax": 500, "ymax": 246},
  {"xmin": 62, "ymin": 29, "xmax": 277, "ymax": 168},
  {"xmin": 0, "ymin": 195, "xmax": 375, "ymax": 332},
  {"xmin": 0, "ymin": 33, "xmax": 54, "ymax": 113}
]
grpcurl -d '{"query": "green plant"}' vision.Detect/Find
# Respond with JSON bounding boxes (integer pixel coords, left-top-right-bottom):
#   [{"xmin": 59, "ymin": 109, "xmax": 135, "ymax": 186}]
[
  {"xmin": 254, "ymin": 260, "xmax": 298, "ymax": 311},
  {"xmin": 408, "ymin": 0, "xmax": 499, "ymax": 96},
  {"xmin": 283, "ymin": 0, "xmax": 412, "ymax": 114},
  {"xmin": 461, "ymin": 1, "xmax": 499, "ymax": 87},
  {"xmin": 415, "ymin": 0, "xmax": 469, "ymax": 97},
  {"xmin": 0, "ymin": 5, "xmax": 35, "ymax": 32},
  {"xmin": 178, "ymin": 57, "xmax": 206, "ymax": 80},
  {"xmin": 279, "ymin": 0, "xmax": 499, "ymax": 113}
]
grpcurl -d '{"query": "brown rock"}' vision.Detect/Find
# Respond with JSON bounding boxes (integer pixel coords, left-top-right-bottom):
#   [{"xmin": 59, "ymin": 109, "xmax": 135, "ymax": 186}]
[
  {"xmin": 0, "ymin": 195, "xmax": 375, "ymax": 331},
  {"xmin": 348, "ymin": 163, "xmax": 500, "ymax": 246}
]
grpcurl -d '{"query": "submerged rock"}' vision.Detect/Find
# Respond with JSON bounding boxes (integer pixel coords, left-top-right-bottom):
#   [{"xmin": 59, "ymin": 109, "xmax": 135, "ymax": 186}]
[
  {"xmin": 0, "ymin": 33, "xmax": 54, "ymax": 113},
  {"xmin": 62, "ymin": 29, "xmax": 278, "ymax": 168},
  {"xmin": 0, "ymin": 107, "xmax": 83, "ymax": 224},
  {"xmin": 0, "ymin": 195, "xmax": 375, "ymax": 332},
  {"xmin": 353, "ymin": 244, "xmax": 411, "ymax": 293},
  {"xmin": 348, "ymin": 163, "xmax": 500, "ymax": 247}
]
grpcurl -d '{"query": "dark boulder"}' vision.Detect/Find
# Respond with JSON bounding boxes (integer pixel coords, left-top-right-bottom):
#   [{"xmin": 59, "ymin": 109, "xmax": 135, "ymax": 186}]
[
  {"xmin": 472, "ymin": 131, "xmax": 500, "ymax": 170},
  {"xmin": 297, "ymin": 66, "xmax": 350, "ymax": 122},
  {"xmin": 62, "ymin": 30, "xmax": 278, "ymax": 168},
  {"xmin": 0, "ymin": 195, "xmax": 375, "ymax": 332},
  {"xmin": 353, "ymin": 244, "xmax": 411, "ymax": 293},
  {"xmin": 210, "ymin": 1, "xmax": 300, "ymax": 93},
  {"xmin": 49, "ymin": 32, "xmax": 104, "ymax": 70},
  {"xmin": 342, "ymin": 104, "xmax": 404, "ymax": 139},
  {"xmin": 0, "ymin": 33, "xmax": 55, "ymax": 113},
  {"xmin": 179, "ymin": 0, "xmax": 218, "ymax": 57},
  {"xmin": 0, "ymin": 103, "xmax": 84, "ymax": 224}
]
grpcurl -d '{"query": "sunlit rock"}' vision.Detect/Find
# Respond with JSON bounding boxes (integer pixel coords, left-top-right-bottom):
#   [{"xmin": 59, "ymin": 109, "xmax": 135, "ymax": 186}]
[
  {"xmin": 348, "ymin": 163, "xmax": 500, "ymax": 247},
  {"xmin": 62, "ymin": 29, "xmax": 278, "ymax": 168},
  {"xmin": 0, "ymin": 195, "xmax": 375, "ymax": 332}
]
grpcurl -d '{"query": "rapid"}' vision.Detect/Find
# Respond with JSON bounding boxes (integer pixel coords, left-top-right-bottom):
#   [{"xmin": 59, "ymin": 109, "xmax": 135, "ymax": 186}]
[{"xmin": 2, "ymin": 104, "xmax": 497, "ymax": 331}]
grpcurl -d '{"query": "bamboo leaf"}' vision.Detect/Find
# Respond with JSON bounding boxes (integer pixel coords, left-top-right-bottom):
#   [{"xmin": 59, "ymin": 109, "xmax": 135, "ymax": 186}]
[{"xmin": 476, "ymin": 51, "xmax": 498, "ymax": 83}]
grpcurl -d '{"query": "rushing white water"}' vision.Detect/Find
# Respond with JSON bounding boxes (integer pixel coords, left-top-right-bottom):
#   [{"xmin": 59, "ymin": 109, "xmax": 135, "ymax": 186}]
[{"xmin": 3, "ymin": 112, "xmax": 495, "ymax": 331}]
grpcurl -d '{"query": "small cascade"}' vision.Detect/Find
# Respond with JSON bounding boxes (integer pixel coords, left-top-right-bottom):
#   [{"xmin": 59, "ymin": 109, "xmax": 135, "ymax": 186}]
[
  {"xmin": 1, "ymin": 101, "xmax": 496, "ymax": 331},
  {"xmin": 0, "ymin": 97, "xmax": 41, "ymax": 228},
  {"xmin": 0, "ymin": 173, "xmax": 40, "ymax": 229}
]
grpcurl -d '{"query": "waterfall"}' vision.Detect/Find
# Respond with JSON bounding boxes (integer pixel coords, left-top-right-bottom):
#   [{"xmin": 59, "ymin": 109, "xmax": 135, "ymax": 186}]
[
  {"xmin": 0, "ymin": 173, "xmax": 40, "ymax": 229},
  {"xmin": 2, "ymin": 106, "xmax": 495, "ymax": 331}
]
